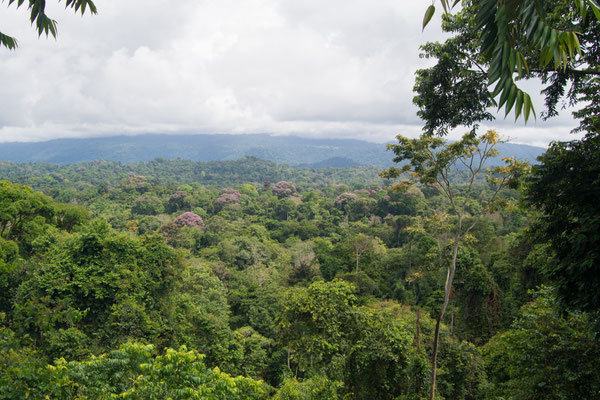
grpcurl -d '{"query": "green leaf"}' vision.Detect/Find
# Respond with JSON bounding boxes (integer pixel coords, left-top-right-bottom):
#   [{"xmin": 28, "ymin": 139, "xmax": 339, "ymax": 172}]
[
  {"xmin": 523, "ymin": 93, "xmax": 535, "ymax": 122},
  {"xmin": 532, "ymin": 19, "xmax": 545, "ymax": 44},
  {"xmin": 423, "ymin": 5, "xmax": 435, "ymax": 31},
  {"xmin": 0, "ymin": 32, "xmax": 18, "ymax": 50},
  {"xmin": 526, "ymin": 13, "xmax": 539, "ymax": 39},
  {"xmin": 508, "ymin": 48, "xmax": 516, "ymax": 74},
  {"xmin": 475, "ymin": 0, "xmax": 497, "ymax": 30},
  {"xmin": 497, "ymin": 76, "xmax": 513, "ymax": 109},
  {"xmin": 514, "ymin": 90, "xmax": 524, "ymax": 121},
  {"xmin": 491, "ymin": 75, "xmax": 507, "ymax": 97},
  {"xmin": 504, "ymin": 84, "xmax": 519, "ymax": 116},
  {"xmin": 502, "ymin": 41, "xmax": 511, "ymax": 69},
  {"xmin": 589, "ymin": 1, "xmax": 600, "ymax": 21}
]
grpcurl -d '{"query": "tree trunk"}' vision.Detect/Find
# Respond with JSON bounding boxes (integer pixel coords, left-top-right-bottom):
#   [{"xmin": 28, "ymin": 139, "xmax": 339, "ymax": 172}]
[
  {"xmin": 450, "ymin": 301, "xmax": 455, "ymax": 336},
  {"xmin": 429, "ymin": 230, "xmax": 461, "ymax": 400},
  {"xmin": 416, "ymin": 308, "xmax": 421, "ymax": 352}
]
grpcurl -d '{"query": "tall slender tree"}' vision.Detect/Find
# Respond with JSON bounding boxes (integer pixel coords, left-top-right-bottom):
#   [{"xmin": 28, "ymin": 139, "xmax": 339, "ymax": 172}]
[{"xmin": 381, "ymin": 130, "xmax": 528, "ymax": 399}]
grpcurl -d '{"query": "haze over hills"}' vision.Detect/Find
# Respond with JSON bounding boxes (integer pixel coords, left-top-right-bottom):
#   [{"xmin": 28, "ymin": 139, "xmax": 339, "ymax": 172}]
[{"xmin": 0, "ymin": 133, "xmax": 545, "ymax": 167}]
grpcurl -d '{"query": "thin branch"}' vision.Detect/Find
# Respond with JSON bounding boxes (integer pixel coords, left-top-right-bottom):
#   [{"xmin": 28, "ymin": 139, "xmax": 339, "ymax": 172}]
[{"xmin": 529, "ymin": 67, "xmax": 600, "ymax": 77}]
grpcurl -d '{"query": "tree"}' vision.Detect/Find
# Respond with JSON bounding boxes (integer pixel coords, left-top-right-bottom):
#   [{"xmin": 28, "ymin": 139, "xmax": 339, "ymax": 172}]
[
  {"xmin": 131, "ymin": 193, "xmax": 164, "ymax": 215},
  {"xmin": 278, "ymin": 280, "xmax": 415, "ymax": 400},
  {"xmin": 483, "ymin": 287, "xmax": 600, "ymax": 399},
  {"xmin": 173, "ymin": 211, "xmax": 205, "ymax": 229},
  {"xmin": 279, "ymin": 280, "xmax": 357, "ymax": 374},
  {"xmin": 526, "ymin": 135, "xmax": 600, "ymax": 313},
  {"xmin": 1, "ymin": 0, "xmax": 97, "ymax": 50},
  {"xmin": 61, "ymin": 343, "xmax": 263, "ymax": 399},
  {"xmin": 381, "ymin": 130, "xmax": 527, "ymax": 399},
  {"xmin": 417, "ymin": 2, "xmax": 600, "ymax": 323},
  {"xmin": 10, "ymin": 220, "xmax": 182, "ymax": 359},
  {"xmin": 272, "ymin": 181, "xmax": 297, "ymax": 199},
  {"xmin": 346, "ymin": 233, "xmax": 381, "ymax": 274},
  {"xmin": 273, "ymin": 376, "xmax": 343, "ymax": 400},
  {"xmin": 421, "ymin": 0, "xmax": 600, "ymax": 122}
]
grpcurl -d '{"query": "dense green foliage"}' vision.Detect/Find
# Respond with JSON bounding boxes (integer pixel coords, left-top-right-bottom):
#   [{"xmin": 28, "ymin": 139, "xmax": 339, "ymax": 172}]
[
  {"xmin": 0, "ymin": 148, "xmax": 595, "ymax": 399},
  {"xmin": 526, "ymin": 135, "xmax": 600, "ymax": 313},
  {"xmin": 2, "ymin": 0, "xmax": 598, "ymax": 397}
]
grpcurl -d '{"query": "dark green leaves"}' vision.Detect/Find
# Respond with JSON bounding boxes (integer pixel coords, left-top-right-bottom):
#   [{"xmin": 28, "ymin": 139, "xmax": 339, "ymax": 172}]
[
  {"xmin": 476, "ymin": 0, "xmax": 591, "ymax": 122},
  {"xmin": 413, "ymin": 31, "xmax": 495, "ymax": 135},
  {"xmin": 64, "ymin": 0, "xmax": 98, "ymax": 15},
  {"xmin": 426, "ymin": 0, "xmax": 597, "ymax": 124},
  {"xmin": 527, "ymin": 136, "xmax": 600, "ymax": 313},
  {"xmin": 0, "ymin": 32, "xmax": 18, "ymax": 49},
  {"xmin": 2, "ymin": 0, "xmax": 97, "ymax": 50}
]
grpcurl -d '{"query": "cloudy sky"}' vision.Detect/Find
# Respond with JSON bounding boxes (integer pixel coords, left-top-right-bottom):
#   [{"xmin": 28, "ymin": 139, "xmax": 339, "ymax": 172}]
[{"xmin": 0, "ymin": 0, "xmax": 582, "ymax": 147}]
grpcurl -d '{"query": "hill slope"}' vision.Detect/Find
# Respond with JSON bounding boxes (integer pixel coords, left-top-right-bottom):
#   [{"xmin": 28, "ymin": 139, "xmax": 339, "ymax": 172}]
[{"xmin": 0, "ymin": 133, "xmax": 545, "ymax": 166}]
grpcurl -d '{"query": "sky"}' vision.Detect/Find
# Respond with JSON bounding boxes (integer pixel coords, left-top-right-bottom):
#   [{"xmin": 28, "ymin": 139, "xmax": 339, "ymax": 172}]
[{"xmin": 0, "ymin": 0, "xmax": 583, "ymax": 147}]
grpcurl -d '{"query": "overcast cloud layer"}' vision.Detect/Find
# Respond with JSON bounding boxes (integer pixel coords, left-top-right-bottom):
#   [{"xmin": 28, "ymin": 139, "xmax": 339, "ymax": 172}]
[{"xmin": 0, "ymin": 0, "xmax": 582, "ymax": 147}]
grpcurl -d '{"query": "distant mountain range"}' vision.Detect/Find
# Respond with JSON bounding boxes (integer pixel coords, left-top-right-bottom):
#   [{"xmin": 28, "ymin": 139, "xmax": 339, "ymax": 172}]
[{"xmin": 0, "ymin": 133, "xmax": 546, "ymax": 167}]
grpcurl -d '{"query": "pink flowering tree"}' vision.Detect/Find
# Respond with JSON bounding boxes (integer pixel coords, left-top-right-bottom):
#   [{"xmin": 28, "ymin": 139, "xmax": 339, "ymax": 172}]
[
  {"xmin": 120, "ymin": 174, "xmax": 149, "ymax": 193},
  {"xmin": 334, "ymin": 192, "xmax": 358, "ymax": 208},
  {"xmin": 213, "ymin": 188, "xmax": 242, "ymax": 210},
  {"xmin": 272, "ymin": 181, "xmax": 296, "ymax": 198},
  {"xmin": 173, "ymin": 212, "xmax": 205, "ymax": 230}
]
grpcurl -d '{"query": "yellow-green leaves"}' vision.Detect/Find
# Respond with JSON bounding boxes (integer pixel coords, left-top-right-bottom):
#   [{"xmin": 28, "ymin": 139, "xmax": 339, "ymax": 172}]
[
  {"xmin": 423, "ymin": 5, "xmax": 436, "ymax": 31},
  {"xmin": 422, "ymin": 0, "xmax": 462, "ymax": 29}
]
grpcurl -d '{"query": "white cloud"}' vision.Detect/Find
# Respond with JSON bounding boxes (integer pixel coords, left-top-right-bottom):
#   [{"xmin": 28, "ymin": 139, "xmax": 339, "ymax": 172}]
[{"xmin": 0, "ymin": 0, "xmax": 580, "ymax": 147}]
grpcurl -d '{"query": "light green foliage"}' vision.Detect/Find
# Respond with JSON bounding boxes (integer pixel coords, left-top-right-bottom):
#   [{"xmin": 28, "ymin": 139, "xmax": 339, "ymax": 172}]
[
  {"xmin": 2, "ymin": 337, "xmax": 264, "ymax": 399},
  {"xmin": 167, "ymin": 260, "xmax": 244, "ymax": 371},
  {"xmin": 0, "ymin": 180, "xmax": 55, "ymax": 254},
  {"xmin": 280, "ymin": 280, "xmax": 357, "ymax": 372},
  {"xmin": 452, "ymin": 245, "xmax": 500, "ymax": 343},
  {"xmin": 239, "ymin": 183, "xmax": 259, "ymax": 197},
  {"xmin": 436, "ymin": 341, "xmax": 487, "ymax": 400},
  {"xmin": 234, "ymin": 326, "xmax": 274, "ymax": 380},
  {"xmin": 344, "ymin": 306, "xmax": 413, "ymax": 399},
  {"xmin": 53, "ymin": 202, "xmax": 90, "ymax": 232},
  {"xmin": 272, "ymin": 376, "xmax": 343, "ymax": 400},
  {"xmin": 0, "ymin": 324, "xmax": 62, "ymax": 400},
  {"xmin": 286, "ymin": 240, "xmax": 319, "ymax": 284},
  {"xmin": 61, "ymin": 342, "xmax": 262, "ymax": 399}
]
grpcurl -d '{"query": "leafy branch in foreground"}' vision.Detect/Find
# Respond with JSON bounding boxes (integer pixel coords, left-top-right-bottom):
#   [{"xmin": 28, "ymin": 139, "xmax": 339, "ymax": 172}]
[
  {"xmin": 422, "ymin": 0, "xmax": 600, "ymax": 122},
  {"xmin": 1, "ymin": 0, "xmax": 97, "ymax": 50}
]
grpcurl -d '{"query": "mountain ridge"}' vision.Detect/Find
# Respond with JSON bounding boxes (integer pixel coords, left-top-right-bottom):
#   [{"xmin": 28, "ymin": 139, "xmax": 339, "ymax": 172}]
[{"xmin": 0, "ymin": 133, "xmax": 545, "ymax": 167}]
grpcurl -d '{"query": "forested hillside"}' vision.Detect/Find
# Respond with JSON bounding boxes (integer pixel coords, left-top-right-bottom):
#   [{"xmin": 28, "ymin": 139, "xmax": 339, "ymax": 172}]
[
  {"xmin": 1, "ymin": 0, "xmax": 599, "ymax": 399},
  {"xmin": 0, "ymin": 133, "xmax": 545, "ymax": 166},
  {"xmin": 1, "ymin": 142, "xmax": 598, "ymax": 399}
]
